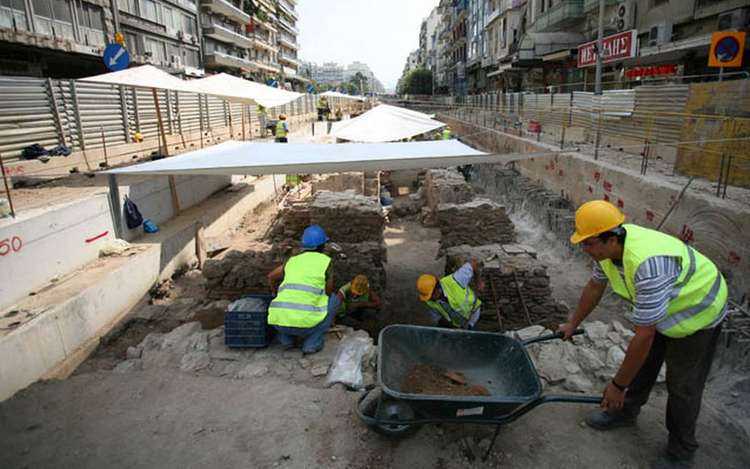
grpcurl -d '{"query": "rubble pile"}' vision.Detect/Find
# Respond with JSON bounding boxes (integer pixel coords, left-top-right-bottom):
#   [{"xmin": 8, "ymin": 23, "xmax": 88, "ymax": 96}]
[
  {"xmin": 474, "ymin": 166, "xmax": 576, "ymax": 248},
  {"xmin": 424, "ymin": 169, "xmax": 474, "ymax": 210},
  {"xmin": 445, "ymin": 244, "xmax": 568, "ymax": 332},
  {"xmin": 111, "ymin": 321, "xmax": 378, "ymax": 388},
  {"xmin": 202, "ymin": 243, "xmax": 283, "ymax": 299},
  {"xmin": 512, "ymin": 321, "xmax": 664, "ymax": 395},
  {"xmin": 311, "ymin": 173, "xmax": 364, "ymax": 195},
  {"xmin": 437, "ymin": 198, "xmax": 515, "ymax": 252}
]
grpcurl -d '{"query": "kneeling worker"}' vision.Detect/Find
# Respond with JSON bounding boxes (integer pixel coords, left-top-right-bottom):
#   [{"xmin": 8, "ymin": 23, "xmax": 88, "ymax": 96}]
[
  {"xmin": 267, "ymin": 225, "xmax": 339, "ymax": 354},
  {"xmin": 336, "ymin": 274, "xmax": 381, "ymax": 325},
  {"xmin": 417, "ymin": 258, "xmax": 484, "ymax": 329}
]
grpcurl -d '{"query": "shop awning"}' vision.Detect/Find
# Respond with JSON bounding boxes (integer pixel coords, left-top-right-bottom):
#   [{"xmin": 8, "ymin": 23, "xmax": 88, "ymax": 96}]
[
  {"xmin": 104, "ymin": 140, "xmax": 515, "ymax": 176},
  {"xmin": 330, "ymin": 104, "xmax": 446, "ymax": 142}
]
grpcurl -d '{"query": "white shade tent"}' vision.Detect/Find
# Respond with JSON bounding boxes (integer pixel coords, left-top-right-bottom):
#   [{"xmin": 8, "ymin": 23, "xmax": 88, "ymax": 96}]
[
  {"xmin": 330, "ymin": 104, "xmax": 446, "ymax": 143},
  {"xmin": 183, "ymin": 73, "xmax": 302, "ymax": 108},
  {"xmin": 80, "ymin": 64, "xmax": 196, "ymax": 92},
  {"xmin": 106, "ymin": 140, "xmax": 488, "ymax": 176},
  {"xmin": 320, "ymin": 90, "xmax": 366, "ymax": 102}
]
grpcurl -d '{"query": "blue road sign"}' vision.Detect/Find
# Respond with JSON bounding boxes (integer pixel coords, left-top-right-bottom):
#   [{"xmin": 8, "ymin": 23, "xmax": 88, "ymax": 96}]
[
  {"xmin": 103, "ymin": 43, "xmax": 129, "ymax": 71},
  {"xmin": 306, "ymin": 84, "xmax": 315, "ymax": 93}
]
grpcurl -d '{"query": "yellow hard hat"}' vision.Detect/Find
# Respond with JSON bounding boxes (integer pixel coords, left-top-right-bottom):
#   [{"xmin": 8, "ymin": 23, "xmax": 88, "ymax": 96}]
[
  {"xmin": 570, "ymin": 200, "xmax": 626, "ymax": 244},
  {"xmin": 417, "ymin": 274, "xmax": 438, "ymax": 302},
  {"xmin": 133, "ymin": 132, "xmax": 144, "ymax": 142},
  {"xmin": 351, "ymin": 275, "xmax": 369, "ymax": 296},
  {"xmin": 279, "ymin": 113, "xmax": 287, "ymax": 120}
]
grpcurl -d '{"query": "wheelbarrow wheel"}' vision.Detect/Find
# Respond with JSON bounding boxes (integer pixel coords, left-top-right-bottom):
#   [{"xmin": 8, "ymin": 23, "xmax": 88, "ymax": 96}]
[{"xmin": 361, "ymin": 392, "xmax": 421, "ymax": 438}]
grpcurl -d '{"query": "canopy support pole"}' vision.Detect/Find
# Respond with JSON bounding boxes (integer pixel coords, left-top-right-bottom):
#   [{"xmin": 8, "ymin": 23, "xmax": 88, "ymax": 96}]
[
  {"xmin": 108, "ymin": 174, "xmax": 123, "ymax": 238},
  {"xmin": 152, "ymin": 88, "xmax": 180, "ymax": 215}
]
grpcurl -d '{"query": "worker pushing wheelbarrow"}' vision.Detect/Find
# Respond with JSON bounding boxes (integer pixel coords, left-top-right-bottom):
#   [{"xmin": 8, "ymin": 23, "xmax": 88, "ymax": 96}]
[{"xmin": 356, "ymin": 325, "xmax": 601, "ymax": 459}]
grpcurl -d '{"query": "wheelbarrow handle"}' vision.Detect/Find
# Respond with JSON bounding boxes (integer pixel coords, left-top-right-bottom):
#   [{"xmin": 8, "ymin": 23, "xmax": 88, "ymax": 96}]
[{"xmin": 521, "ymin": 329, "xmax": 584, "ymax": 346}]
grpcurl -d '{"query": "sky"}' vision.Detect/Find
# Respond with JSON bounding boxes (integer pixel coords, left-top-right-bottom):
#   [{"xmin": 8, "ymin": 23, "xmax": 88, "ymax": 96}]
[{"xmin": 297, "ymin": 0, "xmax": 440, "ymax": 91}]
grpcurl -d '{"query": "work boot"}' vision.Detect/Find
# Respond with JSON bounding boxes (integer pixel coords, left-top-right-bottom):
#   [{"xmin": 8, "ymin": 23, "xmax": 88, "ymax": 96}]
[{"xmin": 585, "ymin": 409, "xmax": 637, "ymax": 430}]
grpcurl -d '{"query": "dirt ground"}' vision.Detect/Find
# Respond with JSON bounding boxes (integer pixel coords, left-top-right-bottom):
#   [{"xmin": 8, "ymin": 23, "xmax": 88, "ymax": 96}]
[
  {"xmin": 2, "ymin": 168, "xmax": 749, "ymax": 468},
  {"xmin": 401, "ymin": 365, "xmax": 491, "ymax": 396}
]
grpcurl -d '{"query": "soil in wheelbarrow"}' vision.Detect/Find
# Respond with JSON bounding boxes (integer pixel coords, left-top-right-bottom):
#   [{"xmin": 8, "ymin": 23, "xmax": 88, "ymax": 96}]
[{"xmin": 401, "ymin": 364, "xmax": 491, "ymax": 396}]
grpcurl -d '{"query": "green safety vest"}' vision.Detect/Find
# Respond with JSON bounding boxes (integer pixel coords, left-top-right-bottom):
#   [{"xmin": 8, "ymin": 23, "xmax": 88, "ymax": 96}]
[
  {"xmin": 268, "ymin": 251, "xmax": 331, "ymax": 328},
  {"xmin": 257, "ymin": 105, "xmax": 266, "ymax": 115},
  {"xmin": 336, "ymin": 282, "xmax": 370, "ymax": 318},
  {"xmin": 276, "ymin": 120, "xmax": 287, "ymax": 138},
  {"xmin": 426, "ymin": 274, "xmax": 481, "ymax": 328},
  {"xmin": 598, "ymin": 224, "xmax": 727, "ymax": 338},
  {"xmin": 442, "ymin": 129, "xmax": 451, "ymax": 140}
]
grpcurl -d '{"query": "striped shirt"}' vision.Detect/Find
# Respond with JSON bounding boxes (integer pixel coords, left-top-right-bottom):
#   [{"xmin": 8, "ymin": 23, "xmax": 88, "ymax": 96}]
[{"xmin": 592, "ymin": 256, "xmax": 727, "ymax": 329}]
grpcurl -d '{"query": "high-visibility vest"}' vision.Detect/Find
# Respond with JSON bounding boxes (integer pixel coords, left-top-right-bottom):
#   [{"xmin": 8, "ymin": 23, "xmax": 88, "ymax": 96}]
[
  {"xmin": 426, "ymin": 274, "xmax": 481, "ymax": 328},
  {"xmin": 442, "ymin": 129, "xmax": 451, "ymax": 140},
  {"xmin": 268, "ymin": 252, "xmax": 331, "ymax": 328},
  {"xmin": 598, "ymin": 224, "xmax": 727, "ymax": 338},
  {"xmin": 276, "ymin": 120, "xmax": 287, "ymax": 138}
]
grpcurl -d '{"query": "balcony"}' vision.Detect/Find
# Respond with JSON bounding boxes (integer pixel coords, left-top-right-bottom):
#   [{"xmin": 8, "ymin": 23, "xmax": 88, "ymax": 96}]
[
  {"xmin": 203, "ymin": 23, "xmax": 254, "ymax": 48},
  {"xmin": 278, "ymin": 52, "xmax": 299, "ymax": 66},
  {"xmin": 252, "ymin": 36, "xmax": 277, "ymax": 52},
  {"xmin": 485, "ymin": 8, "xmax": 502, "ymax": 27},
  {"xmin": 531, "ymin": 0, "xmax": 584, "ymax": 32},
  {"xmin": 205, "ymin": 51, "xmax": 256, "ymax": 72},
  {"xmin": 282, "ymin": 65, "xmax": 297, "ymax": 76},
  {"xmin": 279, "ymin": 34, "xmax": 298, "ymax": 50},
  {"xmin": 252, "ymin": 15, "xmax": 277, "ymax": 32},
  {"xmin": 583, "ymin": 0, "xmax": 618, "ymax": 12},
  {"xmin": 200, "ymin": 0, "xmax": 251, "ymax": 25},
  {"xmin": 277, "ymin": 16, "xmax": 299, "ymax": 34},
  {"xmin": 251, "ymin": 59, "xmax": 280, "ymax": 73}
]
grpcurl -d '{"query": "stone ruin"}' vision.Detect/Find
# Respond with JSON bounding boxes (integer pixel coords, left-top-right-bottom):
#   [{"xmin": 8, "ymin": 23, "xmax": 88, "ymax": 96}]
[
  {"xmin": 445, "ymin": 243, "xmax": 569, "ymax": 332},
  {"xmin": 437, "ymin": 198, "xmax": 515, "ymax": 254},
  {"xmin": 205, "ymin": 189, "xmax": 387, "ymax": 299},
  {"xmin": 421, "ymin": 169, "xmax": 474, "ymax": 225},
  {"xmin": 474, "ymin": 166, "xmax": 577, "ymax": 250},
  {"xmin": 311, "ymin": 173, "xmax": 364, "ymax": 195}
]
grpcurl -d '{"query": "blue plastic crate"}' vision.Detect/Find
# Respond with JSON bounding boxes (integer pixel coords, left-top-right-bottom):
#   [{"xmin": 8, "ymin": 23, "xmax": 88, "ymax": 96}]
[{"xmin": 224, "ymin": 294, "xmax": 274, "ymax": 348}]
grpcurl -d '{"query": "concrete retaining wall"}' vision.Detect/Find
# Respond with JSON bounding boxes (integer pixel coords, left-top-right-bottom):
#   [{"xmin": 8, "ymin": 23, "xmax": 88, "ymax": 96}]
[{"xmin": 445, "ymin": 115, "xmax": 750, "ymax": 298}]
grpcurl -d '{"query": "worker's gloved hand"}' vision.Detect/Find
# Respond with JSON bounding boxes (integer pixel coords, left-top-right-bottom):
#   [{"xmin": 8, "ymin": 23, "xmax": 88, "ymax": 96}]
[{"xmin": 557, "ymin": 322, "xmax": 577, "ymax": 341}]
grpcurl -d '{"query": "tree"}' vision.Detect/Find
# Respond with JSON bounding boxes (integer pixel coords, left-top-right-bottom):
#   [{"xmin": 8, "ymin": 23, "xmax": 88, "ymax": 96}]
[
  {"xmin": 349, "ymin": 72, "xmax": 368, "ymax": 94},
  {"xmin": 398, "ymin": 68, "xmax": 433, "ymax": 95}
]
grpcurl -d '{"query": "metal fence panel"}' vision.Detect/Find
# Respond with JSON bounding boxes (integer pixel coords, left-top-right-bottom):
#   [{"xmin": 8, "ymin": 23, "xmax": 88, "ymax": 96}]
[{"xmin": 0, "ymin": 76, "xmax": 59, "ymax": 157}]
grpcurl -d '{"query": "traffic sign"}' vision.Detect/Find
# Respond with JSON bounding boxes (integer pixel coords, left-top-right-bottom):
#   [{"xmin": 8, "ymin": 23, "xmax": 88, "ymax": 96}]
[
  {"xmin": 708, "ymin": 32, "xmax": 745, "ymax": 68},
  {"xmin": 306, "ymin": 84, "xmax": 315, "ymax": 93},
  {"xmin": 103, "ymin": 43, "xmax": 129, "ymax": 71}
]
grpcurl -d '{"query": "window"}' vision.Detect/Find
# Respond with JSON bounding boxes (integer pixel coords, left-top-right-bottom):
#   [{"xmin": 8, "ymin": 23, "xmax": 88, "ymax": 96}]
[
  {"xmin": 182, "ymin": 13, "xmax": 196, "ymax": 36},
  {"xmin": 0, "ymin": 0, "xmax": 28, "ymax": 31},
  {"xmin": 118, "ymin": 0, "xmax": 138, "ymax": 14},
  {"xmin": 33, "ymin": 0, "xmax": 74, "ymax": 39},
  {"xmin": 124, "ymin": 31, "xmax": 139, "ymax": 54},
  {"xmin": 651, "ymin": 0, "xmax": 668, "ymax": 7},
  {"xmin": 145, "ymin": 37, "xmax": 166, "ymax": 62},
  {"xmin": 142, "ymin": 0, "xmax": 158, "ymax": 21},
  {"xmin": 163, "ymin": 6, "xmax": 178, "ymax": 32},
  {"xmin": 77, "ymin": 2, "xmax": 105, "ymax": 46}
]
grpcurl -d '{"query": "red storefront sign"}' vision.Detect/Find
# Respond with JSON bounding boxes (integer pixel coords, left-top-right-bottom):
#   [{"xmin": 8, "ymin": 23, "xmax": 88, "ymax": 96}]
[
  {"xmin": 624, "ymin": 64, "xmax": 678, "ymax": 79},
  {"xmin": 577, "ymin": 30, "xmax": 637, "ymax": 68}
]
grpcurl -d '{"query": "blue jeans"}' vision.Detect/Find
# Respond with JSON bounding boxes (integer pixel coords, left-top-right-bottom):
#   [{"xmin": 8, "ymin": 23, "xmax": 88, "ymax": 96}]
[{"xmin": 273, "ymin": 294, "xmax": 339, "ymax": 354}]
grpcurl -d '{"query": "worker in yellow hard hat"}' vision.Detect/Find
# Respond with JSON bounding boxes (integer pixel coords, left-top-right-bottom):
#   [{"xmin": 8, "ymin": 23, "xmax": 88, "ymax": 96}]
[
  {"xmin": 335, "ymin": 274, "xmax": 381, "ymax": 326},
  {"xmin": 275, "ymin": 113, "xmax": 289, "ymax": 143},
  {"xmin": 417, "ymin": 258, "xmax": 483, "ymax": 329},
  {"xmin": 560, "ymin": 200, "xmax": 728, "ymax": 467}
]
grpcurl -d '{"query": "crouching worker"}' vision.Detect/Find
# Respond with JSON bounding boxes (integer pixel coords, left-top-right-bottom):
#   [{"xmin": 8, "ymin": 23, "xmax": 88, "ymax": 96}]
[
  {"xmin": 267, "ymin": 224, "xmax": 339, "ymax": 354},
  {"xmin": 417, "ymin": 258, "xmax": 484, "ymax": 329},
  {"xmin": 336, "ymin": 274, "xmax": 381, "ymax": 326}
]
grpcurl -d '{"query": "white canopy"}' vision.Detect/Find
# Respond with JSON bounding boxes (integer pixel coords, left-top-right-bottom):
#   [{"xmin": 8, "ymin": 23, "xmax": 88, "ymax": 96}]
[
  {"xmin": 106, "ymin": 140, "xmax": 495, "ymax": 176},
  {"xmin": 320, "ymin": 90, "xmax": 366, "ymax": 102},
  {"xmin": 184, "ymin": 73, "xmax": 302, "ymax": 108},
  {"xmin": 330, "ymin": 104, "xmax": 446, "ymax": 142},
  {"xmin": 80, "ymin": 64, "xmax": 195, "ymax": 92}
]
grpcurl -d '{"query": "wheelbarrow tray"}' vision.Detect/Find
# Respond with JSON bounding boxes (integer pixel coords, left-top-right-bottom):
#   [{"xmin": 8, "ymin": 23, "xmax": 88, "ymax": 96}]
[{"xmin": 378, "ymin": 325, "xmax": 543, "ymax": 421}]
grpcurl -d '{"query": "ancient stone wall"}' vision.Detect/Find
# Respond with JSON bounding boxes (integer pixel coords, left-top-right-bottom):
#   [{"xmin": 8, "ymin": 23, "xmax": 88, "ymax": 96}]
[
  {"xmin": 445, "ymin": 244, "xmax": 568, "ymax": 332},
  {"xmin": 437, "ymin": 198, "xmax": 515, "ymax": 253}
]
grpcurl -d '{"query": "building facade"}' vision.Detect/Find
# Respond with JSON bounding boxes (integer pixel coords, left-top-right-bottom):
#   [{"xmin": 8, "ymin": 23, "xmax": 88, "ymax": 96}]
[
  {"xmin": 0, "ymin": 0, "xmax": 202, "ymax": 77},
  {"xmin": 413, "ymin": 0, "xmax": 750, "ymax": 94}
]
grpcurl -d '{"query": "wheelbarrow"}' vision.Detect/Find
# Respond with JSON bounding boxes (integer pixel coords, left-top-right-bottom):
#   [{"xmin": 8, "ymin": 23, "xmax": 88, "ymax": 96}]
[{"xmin": 356, "ymin": 325, "xmax": 601, "ymax": 459}]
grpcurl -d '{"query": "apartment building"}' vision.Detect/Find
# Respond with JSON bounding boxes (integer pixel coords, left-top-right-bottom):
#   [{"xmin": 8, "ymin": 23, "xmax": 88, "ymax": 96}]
[{"xmin": 0, "ymin": 0, "xmax": 201, "ymax": 77}]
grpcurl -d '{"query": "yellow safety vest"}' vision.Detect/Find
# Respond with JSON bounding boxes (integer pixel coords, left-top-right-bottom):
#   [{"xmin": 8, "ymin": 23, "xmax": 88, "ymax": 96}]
[
  {"xmin": 426, "ymin": 274, "xmax": 481, "ymax": 328},
  {"xmin": 599, "ymin": 224, "xmax": 727, "ymax": 338},
  {"xmin": 442, "ymin": 129, "xmax": 451, "ymax": 140},
  {"xmin": 276, "ymin": 120, "xmax": 287, "ymax": 138},
  {"xmin": 268, "ymin": 252, "xmax": 331, "ymax": 328}
]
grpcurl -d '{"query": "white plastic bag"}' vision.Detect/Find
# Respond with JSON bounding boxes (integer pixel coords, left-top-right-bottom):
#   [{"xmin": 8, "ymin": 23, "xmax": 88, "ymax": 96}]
[{"xmin": 326, "ymin": 331, "xmax": 374, "ymax": 389}]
